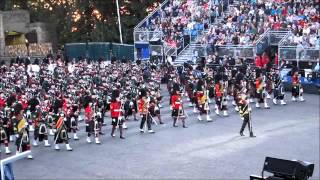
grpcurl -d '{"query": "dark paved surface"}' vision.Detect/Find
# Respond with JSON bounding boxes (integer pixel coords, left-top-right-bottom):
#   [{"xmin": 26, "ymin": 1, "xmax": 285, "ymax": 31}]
[{"xmin": 1, "ymin": 87, "xmax": 319, "ymax": 180}]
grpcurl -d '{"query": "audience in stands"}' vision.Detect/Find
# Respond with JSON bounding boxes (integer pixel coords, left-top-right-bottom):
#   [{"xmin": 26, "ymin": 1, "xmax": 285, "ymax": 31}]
[{"xmin": 137, "ymin": 0, "xmax": 214, "ymax": 48}]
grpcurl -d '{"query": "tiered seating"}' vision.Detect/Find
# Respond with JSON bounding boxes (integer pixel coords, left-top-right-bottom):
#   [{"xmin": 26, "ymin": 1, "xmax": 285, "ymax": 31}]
[
  {"xmin": 204, "ymin": 0, "xmax": 319, "ymax": 49},
  {"xmin": 138, "ymin": 0, "xmax": 212, "ymax": 48}
]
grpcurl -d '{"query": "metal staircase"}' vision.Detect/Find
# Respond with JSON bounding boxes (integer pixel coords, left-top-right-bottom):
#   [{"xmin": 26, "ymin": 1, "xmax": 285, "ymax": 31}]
[
  {"xmin": 173, "ymin": 43, "xmax": 205, "ymax": 66},
  {"xmin": 173, "ymin": 8, "xmax": 232, "ymax": 66}
]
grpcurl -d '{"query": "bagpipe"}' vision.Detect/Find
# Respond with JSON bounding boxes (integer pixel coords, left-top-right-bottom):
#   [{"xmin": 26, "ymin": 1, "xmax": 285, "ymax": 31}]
[
  {"xmin": 16, "ymin": 118, "xmax": 30, "ymax": 151},
  {"xmin": 140, "ymin": 96, "xmax": 159, "ymax": 126},
  {"xmin": 177, "ymin": 97, "xmax": 188, "ymax": 120},
  {"xmin": 38, "ymin": 118, "xmax": 48, "ymax": 135},
  {"xmin": 221, "ymin": 80, "xmax": 228, "ymax": 107},
  {"xmin": 32, "ymin": 109, "xmax": 49, "ymax": 135},
  {"xmin": 273, "ymin": 74, "xmax": 285, "ymax": 96},
  {"xmin": 54, "ymin": 115, "xmax": 68, "ymax": 144}
]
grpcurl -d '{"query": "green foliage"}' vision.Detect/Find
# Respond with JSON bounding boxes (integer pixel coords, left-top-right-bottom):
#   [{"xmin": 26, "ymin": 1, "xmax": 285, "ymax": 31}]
[{"xmin": 2, "ymin": 0, "xmax": 163, "ymax": 45}]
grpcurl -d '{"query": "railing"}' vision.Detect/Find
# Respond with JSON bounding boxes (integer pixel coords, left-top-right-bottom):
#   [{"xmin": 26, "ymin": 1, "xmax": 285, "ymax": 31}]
[
  {"xmin": 134, "ymin": 0, "xmax": 169, "ymax": 30},
  {"xmin": 178, "ymin": 44, "xmax": 190, "ymax": 56},
  {"xmin": 133, "ymin": 31, "xmax": 163, "ymax": 43},
  {"xmin": 189, "ymin": 29, "xmax": 208, "ymax": 43},
  {"xmin": 279, "ymin": 46, "xmax": 320, "ymax": 62},
  {"xmin": 164, "ymin": 44, "xmax": 177, "ymax": 57},
  {"xmin": 278, "ymin": 31, "xmax": 319, "ymax": 65},
  {"xmin": 254, "ymin": 30, "xmax": 290, "ymax": 56},
  {"xmin": 215, "ymin": 45, "xmax": 255, "ymax": 59},
  {"xmin": 255, "ymin": 30, "xmax": 270, "ymax": 55},
  {"xmin": 269, "ymin": 31, "xmax": 290, "ymax": 45},
  {"xmin": 150, "ymin": 45, "xmax": 163, "ymax": 56},
  {"xmin": 191, "ymin": 43, "xmax": 208, "ymax": 58},
  {"xmin": 1, "ymin": 151, "xmax": 32, "ymax": 180}
]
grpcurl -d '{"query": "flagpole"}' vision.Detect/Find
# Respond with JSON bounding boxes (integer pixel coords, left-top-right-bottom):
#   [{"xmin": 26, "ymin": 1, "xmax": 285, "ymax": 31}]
[{"xmin": 116, "ymin": 0, "xmax": 123, "ymax": 44}]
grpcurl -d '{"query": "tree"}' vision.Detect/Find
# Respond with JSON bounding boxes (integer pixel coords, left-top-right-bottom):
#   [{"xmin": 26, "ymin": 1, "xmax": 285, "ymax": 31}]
[{"xmin": 14, "ymin": 0, "xmax": 163, "ymax": 45}]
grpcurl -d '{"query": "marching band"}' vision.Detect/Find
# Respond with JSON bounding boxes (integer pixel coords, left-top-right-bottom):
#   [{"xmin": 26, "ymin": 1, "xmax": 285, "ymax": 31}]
[{"xmin": 0, "ymin": 57, "xmax": 306, "ymax": 159}]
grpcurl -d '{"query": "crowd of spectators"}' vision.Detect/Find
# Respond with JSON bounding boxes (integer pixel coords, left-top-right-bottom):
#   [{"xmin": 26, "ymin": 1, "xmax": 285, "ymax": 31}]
[
  {"xmin": 202, "ymin": 0, "xmax": 319, "ymax": 53},
  {"xmin": 137, "ymin": 0, "xmax": 219, "ymax": 48}
]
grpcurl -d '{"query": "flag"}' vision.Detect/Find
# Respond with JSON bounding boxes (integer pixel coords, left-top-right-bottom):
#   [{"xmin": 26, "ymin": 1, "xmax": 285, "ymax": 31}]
[
  {"xmin": 17, "ymin": 118, "xmax": 27, "ymax": 133},
  {"xmin": 56, "ymin": 117, "xmax": 64, "ymax": 129}
]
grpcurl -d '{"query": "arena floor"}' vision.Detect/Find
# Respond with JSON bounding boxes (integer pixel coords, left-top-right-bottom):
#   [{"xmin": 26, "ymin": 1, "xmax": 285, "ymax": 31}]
[{"xmin": 2, "ymin": 88, "xmax": 319, "ymax": 180}]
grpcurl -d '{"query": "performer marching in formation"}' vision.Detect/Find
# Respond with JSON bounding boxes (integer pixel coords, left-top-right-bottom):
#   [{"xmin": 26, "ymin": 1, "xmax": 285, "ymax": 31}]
[
  {"xmin": 255, "ymin": 69, "xmax": 270, "ymax": 109},
  {"xmin": 13, "ymin": 103, "xmax": 33, "ymax": 159},
  {"xmin": 195, "ymin": 79, "xmax": 212, "ymax": 121},
  {"xmin": 32, "ymin": 106, "xmax": 50, "ymax": 147},
  {"xmin": 171, "ymin": 87, "xmax": 187, "ymax": 128},
  {"xmin": 214, "ymin": 75, "xmax": 228, "ymax": 117},
  {"xmin": 238, "ymin": 93, "xmax": 256, "ymax": 138},
  {"xmin": 138, "ymin": 89, "xmax": 155, "ymax": 134},
  {"xmin": 291, "ymin": 68, "xmax": 305, "ymax": 102},
  {"xmin": 53, "ymin": 112, "xmax": 73, "ymax": 151},
  {"xmin": 0, "ymin": 55, "xmax": 310, "ymax": 157},
  {"xmin": 84, "ymin": 102, "xmax": 101, "ymax": 144},
  {"xmin": 0, "ymin": 110, "xmax": 11, "ymax": 154},
  {"xmin": 110, "ymin": 90, "xmax": 125, "ymax": 139},
  {"xmin": 272, "ymin": 69, "xmax": 286, "ymax": 105}
]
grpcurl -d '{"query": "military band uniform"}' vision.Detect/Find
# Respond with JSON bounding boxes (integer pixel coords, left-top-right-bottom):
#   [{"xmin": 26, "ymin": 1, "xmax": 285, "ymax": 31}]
[
  {"xmin": 238, "ymin": 96, "xmax": 255, "ymax": 138},
  {"xmin": 13, "ymin": 103, "xmax": 33, "ymax": 158},
  {"xmin": 110, "ymin": 97, "xmax": 125, "ymax": 139},
  {"xmin": 0, "ymin": 113, "xmax": 11, "ymax": 154},
  {"xmin": 138, "ymin": 92, "xmax": 155, "ymax": 133},
  {"xmin": 53, "ymin": 113, "xmax": 73, "ymax": 151},
  {"xmin": 171, "ymin": 91, "xmax": 187, "ymax": 128}
]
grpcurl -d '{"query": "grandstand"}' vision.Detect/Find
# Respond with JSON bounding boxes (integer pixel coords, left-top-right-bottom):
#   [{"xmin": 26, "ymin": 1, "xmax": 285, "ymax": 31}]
[{"xmin": 133, "ymin": 0, "xmax": 319, "ymax": 67}]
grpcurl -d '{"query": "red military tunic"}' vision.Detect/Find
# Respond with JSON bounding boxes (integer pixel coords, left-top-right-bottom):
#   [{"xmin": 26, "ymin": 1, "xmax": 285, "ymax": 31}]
[
  {"xmin": 215, "ymin": 83, "xmax": 222, "ymax": 98},
  {"xmin": 138, "ymin": 98, "xmax": 147, "ymax": 114},
  {"xmin": 0, "ymin": 98, "xmax": 5, "ymax": 109},
  {"xmin": 171, "ymin": 94, "xmax": 181, "ymax": 110},
  {"xmin": 255, "ymin": 78, "xmax": 262, "ymax": 90},
  {"xmin": 292, "ymin": 75, "xmax": 299, "ymax": 86},
  {"xmin": 196, "ymin": 91, "xmax": 204, "ymax": 101},
  {"xmin": 255, "ymin": 56, "xmax": 263, "ymax": 68},
  {"xmin": 85, "ymin": 106, "xmax": 93, "ymax": 122},
  {"xmin": 110, "ymin": 101, "xmax": 121, "ymax": 118},
  {"xmin": 138, "ymin": 99, "xmax": 143, "ymax": 113}
]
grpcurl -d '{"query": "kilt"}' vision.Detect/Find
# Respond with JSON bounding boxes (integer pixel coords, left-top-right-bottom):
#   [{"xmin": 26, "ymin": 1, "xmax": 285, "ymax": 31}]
[
  {"xmin": 85, "ymin": 120, "xmax": 94, "ymax": 133},
  {"xmin": 292, "ymin": 85, "xmax": 299, "ymax": 96},
  {"xmin": 208, "ymin": 87, "xmax": 215, "ymax": 98},
  {"xmin": 16, "ymin": 130, "xmax": 30, "ymax": 147},
  {"xmin": 111, "ymin": 117, "xmax": 124, "ymax": 126},
  {"xmin": 0, "ymin": 129, "xmax": 8, "ymax": 143},
  {"xmin": 54, "ymin": 127, "xmax": 69, "ymax": 144},
  {"xmin": 150, "ymin": 109, "xmax": 160, "ymax": 117},
  {"xmin": 171, "ymin": 109, "xmax": 179, "ymax": 117}
]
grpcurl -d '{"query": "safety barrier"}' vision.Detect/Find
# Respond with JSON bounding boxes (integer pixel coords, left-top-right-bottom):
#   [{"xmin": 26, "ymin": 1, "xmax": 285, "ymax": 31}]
[
  {"xmin": 133, "ymin": 31, "xmax": 163, "ymax": 43},
  {"xmin": 278, "ymin": 32, "xmax": 320, "ymax": 66},
  {"xmin": 215, "ymin": 45, "xmax": 255, "ymax": 59},
  {"xmin": 1, "ymin": 151, "xmax": 31, "ymax": 180},
  {"xmin": 133, "ymin": 0, "xmax": 169, "ymax": 31},
  {"xmin": 255, "ymin": 30, "xmax": 290, "ymax": 55},
  {"xmin": 64, "ymin": 42, "xmax": 134, "ymax": 61},
  {"xmin": 279, "ymin": 47, "xmax": 320, "ymax": 62},
  {"xmin": 150, "ymin": 45, "xmax": 163, "ymax": 56},
  {"xmin": 112, "ymin": 43, "xmax": 134, "ymax": 61}
]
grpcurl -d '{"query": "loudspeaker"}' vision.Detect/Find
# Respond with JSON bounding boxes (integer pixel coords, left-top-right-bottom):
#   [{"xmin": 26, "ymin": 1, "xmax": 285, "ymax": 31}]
[{"xmin": 263, "ymin": 157, "xmax": 314, "ymax": 180}]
